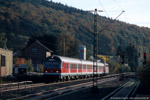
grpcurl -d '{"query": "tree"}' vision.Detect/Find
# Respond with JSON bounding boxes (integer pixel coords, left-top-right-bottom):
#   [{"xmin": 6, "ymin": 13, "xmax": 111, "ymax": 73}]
[
  {"xmin": 56, "ymin": 33, "xmax": 79, "ymax": 58},
  {"xmin": 116, "ymin": 46, "xmax": 123, "ymax": 56},
  {"xmin": 107, "ymin": 58, "xmax": 121, "ymax": 74},
  {"xmin": 27, "ymin": 34, "xmax": 57, "ymax": 53},
  {"xmin": 0, "ymin": 32, "xmax": 7, "ymax": 48},
  {"xmin": 138, "ymin": 61, "xmax": 150, "ymax": 91},
  {"xmin": 125, "ymin": 45, "xmax": 138, "ymax": 71},
  {"xmin": 27, "ymin": 59, "xmax": 34, "ymax": 72},
  {"xmin": 37, "ymin": 64, "xmax": 44, "ymax": 73}
]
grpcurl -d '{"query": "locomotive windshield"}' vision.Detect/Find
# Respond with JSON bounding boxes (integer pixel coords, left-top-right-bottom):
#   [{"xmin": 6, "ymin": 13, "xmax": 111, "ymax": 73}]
[{"xmin": 44, "ymin": 57, "xmax": 61, "ymax": 68}]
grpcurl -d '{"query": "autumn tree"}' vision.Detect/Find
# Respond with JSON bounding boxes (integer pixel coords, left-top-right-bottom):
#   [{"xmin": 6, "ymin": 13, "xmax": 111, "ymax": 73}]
[
  {"xmin": 27, "ymin": 34, "xmax": 57, "ymax": 53},
  {"xmin": 116, "ymin": 46, "xmax": 123, "ymax": 56},
  {"xmin": 138, "ymin": 61, "xmax": 150, "ymax": 91},
  {"xmin": 14, "ymin": 57, "xmax": 26, "ymax": 67},
  {"xmin": 0, "ymin": 33, "xmax": 7, "ymax": 48},
  {"xmin": 107, "ymin": 58, "xmax": 121, "ymax": 73},
  {"xmin": 56, "ymin": 33, "xmax": 79, "ymax": 58},
  {"xmin": 125, "ymin": 45, "xmax": 138, "ymax": 71},
  {"xmin": 37, "ymin": 64, "xmax": 44, "ymax": 73},
  {"xmin": 27, "ymin": 59, "xmax": 34, "ymax": 72}
]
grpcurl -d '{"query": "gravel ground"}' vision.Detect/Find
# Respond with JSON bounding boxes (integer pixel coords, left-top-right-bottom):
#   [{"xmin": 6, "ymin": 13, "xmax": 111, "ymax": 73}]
[
  {"xmin": 0, "ymin": 77, "xmax": 129, "ymax": 100},
  {"xmin": 50, "ymin": 78, "xmax": 128, "ymax": 100},
  {"xmin": 135, "ymin": 85, "xmax": 150, "ymax": 100},
  {"xmin": 0, "ymin": 78, "xmax": 94, "ymax": 100}
]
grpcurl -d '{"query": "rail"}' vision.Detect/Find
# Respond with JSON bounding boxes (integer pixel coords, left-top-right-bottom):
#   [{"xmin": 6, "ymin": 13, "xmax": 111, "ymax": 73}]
[
  {"xmin": 101, "ymin": 79, "xmax": 140, "ymax": 100},
  {"xmin": 0, "ymin": 81, "xmax": 33, "ymax": 96},
  {"xmin": 0, "ymin": 72, "xmax": 134, "ymax": 99},
  {"xmin": 10, "ymin": 77, "xmax": 116, "ymax": 100}
]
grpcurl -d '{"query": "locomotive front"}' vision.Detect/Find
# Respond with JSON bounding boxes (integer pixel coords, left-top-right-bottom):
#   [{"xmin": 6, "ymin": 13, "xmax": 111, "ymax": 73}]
[{"xmin": 43, "ymin": 56, "xmax": 61, "ymax": 80}]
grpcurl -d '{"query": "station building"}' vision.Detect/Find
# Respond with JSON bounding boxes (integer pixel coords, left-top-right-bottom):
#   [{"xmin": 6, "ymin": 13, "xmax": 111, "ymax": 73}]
[
  {"xmin": 22, "ymin": 41, "xmax": 53, "ymax": 71},
  {"xmin": 0, "ymin": 48, "xmax": 13, "ymax": 77}
]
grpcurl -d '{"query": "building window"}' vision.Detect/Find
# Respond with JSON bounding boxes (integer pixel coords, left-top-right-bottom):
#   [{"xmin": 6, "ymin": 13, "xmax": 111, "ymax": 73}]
[
  {"xmin": 1, "ymin": 55, "xmax": 6, "ymax": 66},
  {"xmin": 32, "ymin": 48, "xmax": 38, "ymax": 53}
]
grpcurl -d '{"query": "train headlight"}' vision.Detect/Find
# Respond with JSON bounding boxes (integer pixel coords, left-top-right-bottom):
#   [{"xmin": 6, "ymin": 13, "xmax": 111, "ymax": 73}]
[
  {"xmin": 45, "ymin": 71, "xmax": 48, "ymax": 73},
  {"xmin": 56, "ymin": 71, "xmax": 59, "ymax": 73}
]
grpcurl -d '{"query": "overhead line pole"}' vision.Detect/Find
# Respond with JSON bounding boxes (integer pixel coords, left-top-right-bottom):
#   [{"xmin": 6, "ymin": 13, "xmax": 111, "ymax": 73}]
[
  {"xmin": 88, "ymin": 9, "xmax": 124, "ymax": 92},
  {"xmin": 89, "ymin": 9, "xmax": 103, "ymax": 92}
]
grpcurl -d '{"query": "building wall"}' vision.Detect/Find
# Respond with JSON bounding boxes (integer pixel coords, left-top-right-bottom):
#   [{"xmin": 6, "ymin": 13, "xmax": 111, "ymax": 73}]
[
  {"xmin": 78, "ymin": 45, "xmax": 86, "ymax": 60},
  {"xmin": 0, "ymin": 48, "xmax": 13, "ymax": 76},
  {"xmin": 23, "ymin": 42, "xmax": 51, "ymax": 65}
]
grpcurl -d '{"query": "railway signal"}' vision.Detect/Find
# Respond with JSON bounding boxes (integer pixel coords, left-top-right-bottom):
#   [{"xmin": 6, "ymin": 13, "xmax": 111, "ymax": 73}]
[{"xmin": 121, "ymin": 52, "xmax": 125, "ymax": 64}]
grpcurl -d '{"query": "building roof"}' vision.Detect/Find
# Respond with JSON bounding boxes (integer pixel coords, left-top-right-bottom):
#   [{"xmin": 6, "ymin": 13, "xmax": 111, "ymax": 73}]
[
  {"xmin": 35, "ymin": 41, "xmax": 53, "ymax": 52},
  {"xmin": 22, "ymin": 40, "xmax": 53, "ymax": 52},
  {"xmin": 0, "ymin": 48, "xmax": 13, "ymax": 52}
]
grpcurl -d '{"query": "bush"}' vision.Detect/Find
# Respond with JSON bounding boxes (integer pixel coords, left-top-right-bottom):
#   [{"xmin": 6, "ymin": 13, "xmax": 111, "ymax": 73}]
[
  {"xmin": 37, "ymin": 64, "xmax": 44, "ymax": 73},
  {"xmin": 122, "ymin": 65, "xmax": 131, "ymax": 72},
  {"xmin": 27, "ymin": 59, "xmax": 34, "ymax": 72},
  {"xmin": 107, "ymin": 59, "xmax": 121, "ymax": 74},
  {"xmin": 138, "ymin": 61, "xmax": 150, "ymax": 90}
]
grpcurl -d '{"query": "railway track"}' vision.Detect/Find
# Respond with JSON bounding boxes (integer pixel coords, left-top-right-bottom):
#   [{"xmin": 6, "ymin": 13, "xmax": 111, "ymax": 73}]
[
  {"xmin": 0, "ymin": 74, "xmax": 115, "ymax": 100},
  {"xmin": 10, "ymin": 77, "xmax": 117, "ymax": 100},
  {"xmin": 0, "ymin": 77, "xmax": 95, "ymax": 94},
  {"xmin": 0, "ymin": 73, "xmax": 122, "ymax": 94},
  {"xmin": 102, "ymin": 79, "xmax": 140, "ymax": 100},
  {"xmin": 0, "ymin": 72, "xmax": 135, "ymax": 100}
]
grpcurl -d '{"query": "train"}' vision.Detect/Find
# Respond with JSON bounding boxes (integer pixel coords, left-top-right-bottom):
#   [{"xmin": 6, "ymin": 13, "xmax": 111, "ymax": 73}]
[{"xmin": 43, "ymin": 55, "xmax": 109, "ymax": 81}]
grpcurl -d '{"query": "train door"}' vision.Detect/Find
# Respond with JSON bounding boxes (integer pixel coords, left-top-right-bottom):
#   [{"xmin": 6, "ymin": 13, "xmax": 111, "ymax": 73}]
[
  {"xmin": 62, "ymin": 62, "xmax": 69, "ymax": 74},
  {"xmin": 78, "ymin": 64, "xmax": 82, "ymax": 75}
]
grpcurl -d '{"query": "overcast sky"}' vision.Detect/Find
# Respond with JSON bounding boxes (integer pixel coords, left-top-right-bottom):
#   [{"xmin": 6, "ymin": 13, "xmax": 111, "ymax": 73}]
[{"xmin": 51, "ymin": 0, "xmax": 150, "ymax": 28}]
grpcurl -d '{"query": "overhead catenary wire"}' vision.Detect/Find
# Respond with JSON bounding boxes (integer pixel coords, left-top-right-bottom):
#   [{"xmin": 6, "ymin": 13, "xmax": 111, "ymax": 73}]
[
  {"xmin": 98, "ymin": 10, "xmax": 125, "ymax": 34},
  {"xmin": 113, "ymin": 0, "xmax": 124, "ymax": 11},
  {"xmin": 97, "ymin": 0, "xmax": 109, "ymax": 18},
  {"xmin": 95, "ymin": 0, "xmax": 126, "ymax": 34},
  {"xmin": 113, "ymin": 0, "xmax": 128, "ymax": 23}
]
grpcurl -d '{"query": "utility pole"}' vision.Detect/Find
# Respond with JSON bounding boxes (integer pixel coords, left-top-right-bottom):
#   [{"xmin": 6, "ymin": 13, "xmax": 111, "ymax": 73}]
[
  {"xmin": 90, "ymin": 9, "xmax": 103, "ymax": 92},
  {"xmin": 0, "ymin": 54, "xmax": 2, "ymax": 96},
  {"xmin": 63, "ymin": 39, "xmax": 65, "ymax": 56},
  {"xmin": 0, "ymin": 54, "xmax": 2, "ymax": 85},
  {"xmin": 89, "ymin": 9, "xmax": 124, "ymax": 92}
]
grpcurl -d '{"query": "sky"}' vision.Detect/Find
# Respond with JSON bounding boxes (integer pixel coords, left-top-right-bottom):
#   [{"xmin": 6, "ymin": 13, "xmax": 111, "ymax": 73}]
[{"xmin": 51, "ymin": 0, "xmax": 150, "ymax": 28}]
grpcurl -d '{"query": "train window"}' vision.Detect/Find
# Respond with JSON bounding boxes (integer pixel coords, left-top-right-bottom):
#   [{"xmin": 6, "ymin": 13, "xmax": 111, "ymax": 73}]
[
  {"xmin": 100, "ymin": 66, "xmax": 102, "ymax": 69},
  {"xmin": 78, "ymin": 64, "xmax": 82, "ymax": 69},
  {"xmin": 90, "ymin": 65, "xmax": 92, "ymax": 69},
  {"xmin": 87, "ymin": 65, "xmax": 92, "ymax": 69},
  {"xmin": 44, "ymin": 61, "xmax": 60, "ymax": 68},
  {"xmin": 83, "ymin": 65, "xmax": 86, "ymax": 69},
  {"xmin": 65, "ymin": 63, "xmax": 68, "ymax": 69},
  {"xmin": 71, "ymin": 64, "xmax": 77, "ymax": 69},
  {"xmin": 87, "ymin": 65, "xmax": 89, "ymax": 69}
]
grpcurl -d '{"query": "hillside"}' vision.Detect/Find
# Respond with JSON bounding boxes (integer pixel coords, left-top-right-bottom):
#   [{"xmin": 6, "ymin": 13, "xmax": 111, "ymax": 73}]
[{"xmin": 0, "ymin": 0, "xmax": 150, "ymax": 56}]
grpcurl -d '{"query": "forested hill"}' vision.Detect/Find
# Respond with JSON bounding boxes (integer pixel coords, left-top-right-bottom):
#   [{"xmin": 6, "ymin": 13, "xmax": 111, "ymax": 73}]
[{"xmin": 0, "ymin": 0, "xmax": 150, "ymax": 55}]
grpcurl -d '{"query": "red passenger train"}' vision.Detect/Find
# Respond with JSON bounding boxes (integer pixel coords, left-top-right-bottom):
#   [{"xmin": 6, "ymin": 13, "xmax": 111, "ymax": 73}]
[{"xmin": 43, "ymin": 55, "xmax": 109, "ymax": 80}]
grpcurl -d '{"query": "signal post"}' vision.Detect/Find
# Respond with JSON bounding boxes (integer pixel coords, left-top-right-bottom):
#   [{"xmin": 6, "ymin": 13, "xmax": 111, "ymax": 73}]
[{"xmin": 143, "ymin": 52, "xmax": 146, "ymax": 66}]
